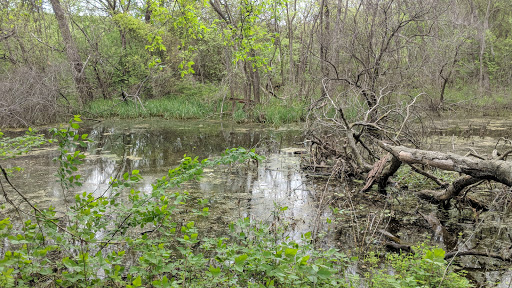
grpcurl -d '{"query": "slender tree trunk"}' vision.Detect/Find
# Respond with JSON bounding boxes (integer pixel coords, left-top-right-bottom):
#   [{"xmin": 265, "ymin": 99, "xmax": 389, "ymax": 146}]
[
  {"xmin": 243, "ymin": 61, "xmax": 252, "ymax": 106},
  {"xmin": 319, "ymin": 0, "xmax": 330, "ymax": 98},
  {"xmin": 278, "ymin": 36, "xmax": 285, "ymax": 87},
  {"xmin": 251, "ymin": 50, "xmax": 261, "ymax": 104},
  {"xmin": 145, "ymin": 0, "xmax": 152, "ymax": 23},
  {"xmin": 333, "ymin": 0, "xmax": 348, "ymax": 68},
  {"xmin": 92, "ymin": 62, "xmax": 108, "ymax": 100},
  {"xmin": 49, "ymin": 0, "xmax": 93, "ymax": 104},
  {"xmin": 479, "ymin": 0, "xmax": 491, "ymax": 94},
  {"xmin": 286, "ymin": 0, "xmax": 296, "ymax": 85},
  {"xmin": 319, "ymin": 0, "xmax": 330, "ymax": 80}
]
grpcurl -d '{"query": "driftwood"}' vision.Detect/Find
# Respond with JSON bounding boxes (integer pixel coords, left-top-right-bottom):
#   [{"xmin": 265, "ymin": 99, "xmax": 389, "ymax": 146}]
[
  {"xmin": 378, "ymin": 229, "xmax": 413, "ymax": 253},
  {"xmin": 362, "ymin": 155, "xmax": 391, "ymax": 192}
]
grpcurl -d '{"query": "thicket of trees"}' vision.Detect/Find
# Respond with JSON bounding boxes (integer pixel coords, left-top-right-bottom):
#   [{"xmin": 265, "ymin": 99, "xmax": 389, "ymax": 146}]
[{"xmin": 1, "ymin": 0, "xmax": 511, "ymax": 122}]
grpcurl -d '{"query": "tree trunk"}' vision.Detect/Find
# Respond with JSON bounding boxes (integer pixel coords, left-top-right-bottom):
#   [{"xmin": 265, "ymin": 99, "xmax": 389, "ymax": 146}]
[
  {"xmin": 49, "ymin": 0, "xmax": 92, "ymax": 104},
  {"xmin": 319, "ymin": 0, "xmax": 330, "ymax": 82},
  {"xmin": 243, "ymin": 61, "xmax": 252, "ymax": 106},
  {"xmin": 286, "ymin": 0, "xmax": 296, "ymax": 85},
  {"xmin": 145, "ymin": 0, "xmax": 152, "ymax": 23},
  {"xmin": 250, "ymin": 50, "xmax": 261, "ymax": 104},
  {"xmin": 478, "ymin": 0, "xmax": 491, "ymax": 94}
]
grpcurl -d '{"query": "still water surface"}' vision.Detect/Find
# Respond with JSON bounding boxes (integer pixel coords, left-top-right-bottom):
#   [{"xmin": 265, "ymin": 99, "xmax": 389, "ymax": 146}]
[{"xmin": 3, "ymin": 119, "xmax": 329, "ymax": 241}]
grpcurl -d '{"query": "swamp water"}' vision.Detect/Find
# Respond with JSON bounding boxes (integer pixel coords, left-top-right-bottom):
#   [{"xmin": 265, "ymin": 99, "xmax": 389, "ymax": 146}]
[
  {"xmin": 3, "ymin": 117, "xmax": 512, "ymax": 287},
  {"xmin": 2, "ymin": 119, "xmax": 330, "ymax": 242}
]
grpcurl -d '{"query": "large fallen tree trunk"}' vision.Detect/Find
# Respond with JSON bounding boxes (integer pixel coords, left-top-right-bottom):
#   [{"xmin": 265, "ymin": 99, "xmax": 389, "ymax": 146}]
[
  {"xmin": 362, "ymin": 142, "xmax": 512, "ymax": 200},
  {"xmin": 379, "ymin": 142, "xmax": 512, "ymax": 185}
]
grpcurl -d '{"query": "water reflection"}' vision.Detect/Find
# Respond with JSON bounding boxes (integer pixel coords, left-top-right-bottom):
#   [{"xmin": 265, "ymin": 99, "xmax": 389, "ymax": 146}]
[{"xmin": 3, "ymin": 120, "xmax": 326, "ymax": 240}]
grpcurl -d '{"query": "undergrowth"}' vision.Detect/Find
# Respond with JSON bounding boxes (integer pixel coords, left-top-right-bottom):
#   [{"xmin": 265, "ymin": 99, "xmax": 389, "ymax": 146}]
[
  {"xmin": 363, "ymin": 245, "xmax": 471, "ymax": 287},
  {"xmin": 86, "ymin": 83, "xmax": 305, "ymax": 125}
]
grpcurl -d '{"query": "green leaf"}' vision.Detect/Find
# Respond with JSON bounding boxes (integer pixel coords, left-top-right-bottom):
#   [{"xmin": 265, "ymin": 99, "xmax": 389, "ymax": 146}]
[
  {"xmin": 235, "ymin": 254, "xmax": 248, "ymax": 266},
  {"xmin": 132, "ymin": 276, "xmax": 142, "ymax": 287},
  {"xmin": 285, "ymin": 248, "xmax": 298, "ymax": 257},
  {"xmin": 209, "ymin": 265, "xmax": 221, "ymax": 276},
  {"xmin": 317, "ymin": 267, "xmax": 333, "ymax": 278},
  {"xmin": 299, "ymin": 255, "xmax": 310, "ymax": 265}
]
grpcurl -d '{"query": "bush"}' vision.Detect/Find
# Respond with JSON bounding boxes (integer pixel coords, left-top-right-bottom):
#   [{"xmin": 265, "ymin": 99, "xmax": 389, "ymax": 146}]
[
  {"xmin": 367, "ymin": 245, "xmax": 472, "ymax": 288},
  {"xmin": 0, "ymin": 66, "xmax": 60, "ymax": 128}
]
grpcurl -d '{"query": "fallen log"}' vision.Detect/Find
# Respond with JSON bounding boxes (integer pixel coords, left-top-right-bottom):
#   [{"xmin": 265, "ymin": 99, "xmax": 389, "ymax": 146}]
[
  {"xmin": 420, "ymin": 176, "xmax": 482, "ymax": 201},
  {"xmin": 378, "ymin": 142, "xmax": 512, "ymax": 186},
  {"xmin": 368, "ymin": 142, "xmax": 512, "ymax": 201},
  {"xmin": 378, "ymin": 229, "xmax": 414, "ymax": 253}
]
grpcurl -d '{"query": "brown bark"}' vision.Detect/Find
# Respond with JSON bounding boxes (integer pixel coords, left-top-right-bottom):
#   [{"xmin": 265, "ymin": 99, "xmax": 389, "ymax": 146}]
[
  {"xmin": 243, "ymin": 61, "xmax": 252, "ymax": 105},
  {"xmin": 92, "ymin": 63, "xmax": 108, "ymax": 100},
  {"xmin": 377, "ymin": 155, "xmax": 401, "ymax": 194},
  {"xmin": 286, "ymin": 0, "xmax": 296, "ymax": 85},
  {"xmin": 445, "ymin": 250, "xmax": 512, "ymax": 262},
  {"xmin": 362, "ymin": 154, "xmax": 390, "ymax": 192},
  {"xmin": 478, "ymin": 0, "xmax": 491, "ymax": 94},
  {"xmin": 423, "ymin": 176, "xmax": 482, "ymax": 201},
  {"xmin": 418, "ymin": 211, "xmax": 457, "ymax": 251},
  {"xmin": 49, "ymin": 0, "xmax": 92, "ymax": 104}
]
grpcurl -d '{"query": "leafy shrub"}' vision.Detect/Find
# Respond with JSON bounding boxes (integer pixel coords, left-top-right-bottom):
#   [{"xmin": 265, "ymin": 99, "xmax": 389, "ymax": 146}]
[{"xmin": 368, "ymin": 245, "xmax": 472, "ymax": 288}]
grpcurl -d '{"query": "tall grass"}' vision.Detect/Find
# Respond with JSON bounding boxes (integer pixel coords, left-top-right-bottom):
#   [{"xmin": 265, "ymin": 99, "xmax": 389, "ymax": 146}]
[
  {"xmin": 87, "ymin": 83, "xmax": 308, "ymax": 125},
  {"xmin": 253, "ymin": 98, "xmax": 306, "ymax": 125},
  {"xmin": 87, "ymin": 83, "xmax": 223, "ymax": 119}
]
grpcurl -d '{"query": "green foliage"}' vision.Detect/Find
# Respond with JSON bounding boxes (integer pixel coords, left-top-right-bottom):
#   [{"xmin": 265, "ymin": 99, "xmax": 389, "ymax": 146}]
[
  {"xmin": 232, "ymin": 107, "xmax": 248, "ymax": 123},
  {"xmin": 198, "ymin": 217, "xmax": 350, "ymax": 287},
  {"xmin": 113, "ymin": 13, "xmax": 149, "ymax": 40},
  {"xmin": 254, "ymin": 99, "xmax": 306, "ymax": 125},
  {"xmin": 86, "ymin": 82, "xmax": 309, "ymax": 124},
  {"xmin": 367, "ymin": 245, "xmax": 472, "ymax": 288},
  {"xmin": 87, "ymin": 83, "xmax": 222, "ymax": 119},
  {"xmin": 50, "ymin": 115, "xmax": 90, "ymax": 190},
  {"xmin": 0, "ymin": 118, "xmax": 346, "ymax": 287}
]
